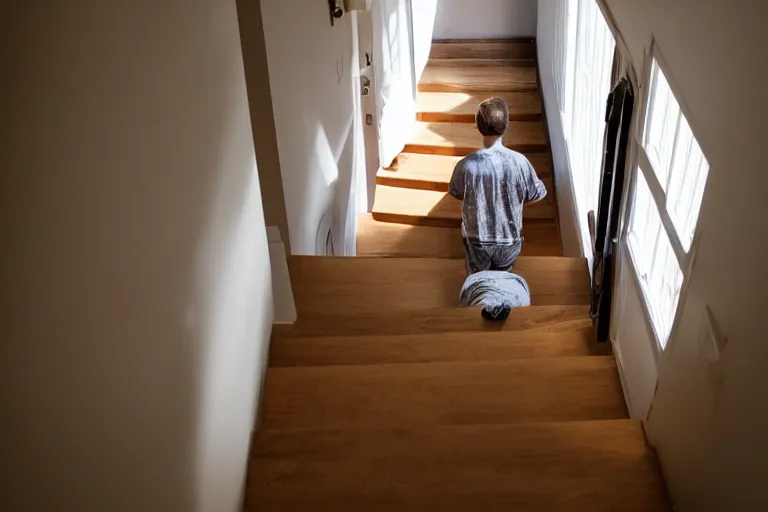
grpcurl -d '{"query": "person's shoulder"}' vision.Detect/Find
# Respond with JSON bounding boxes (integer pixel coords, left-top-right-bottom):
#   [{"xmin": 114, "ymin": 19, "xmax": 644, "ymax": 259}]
[
  {"xmin": 461, "ymin": 148, "xmax": 486, "ymax": 162},
  {"xmin": 502, "ymin": 147, "xmax": 527, "ymax": 161},
  {"xmin": 456, "ymin": 150, "xmax": 484, "ymax": 170},
  {"xmin": 503, "ymin": 148, "xmax": 533, "ymax": 168}
]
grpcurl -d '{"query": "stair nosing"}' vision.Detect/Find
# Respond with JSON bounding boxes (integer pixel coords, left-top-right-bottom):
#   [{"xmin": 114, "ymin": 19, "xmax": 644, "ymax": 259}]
[
  {"xmin": 266, "ymin": 354, "xmax": 616, "ymax": 374},
  {"xmin": 252, "ymin": 417, "xmax": 639, "ymax": 437}
]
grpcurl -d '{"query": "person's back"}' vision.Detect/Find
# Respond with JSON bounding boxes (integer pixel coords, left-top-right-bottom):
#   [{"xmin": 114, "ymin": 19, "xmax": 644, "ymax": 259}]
[
  {"xmin": 449, "ymin": 97, "xmax": 547, "ymax": 274},
  {"xmin": 460, "ymin": 270, "xmax": 531, "ymax": 321}
]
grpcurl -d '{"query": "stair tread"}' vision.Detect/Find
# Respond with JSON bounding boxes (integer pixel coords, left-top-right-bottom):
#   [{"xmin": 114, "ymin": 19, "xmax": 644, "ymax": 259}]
[
  {"xmin": 417, "ymin": 90, "xmax": 542, "ymax": 123},
  {"xmin": 378, "ymin": 152, "xmax": 552, "ymax": 191},
  {"xmin": 356, "ymin": 214, "xmax": 561, "ymax": 258},
  {"xmin": 406, "ymin": 121, "xmax": 547, "ymax": 156},
  {"xmin": 270, "ymin": 326, "xmax": 611, "ymax": 367},
  {"xmin": 287, "ymin": 256, "xmax": 590, "ymax": 315},
  {"xmin": 372, "ymin": 184, "xmax": 556, "ymax": 225},
  {"xmin": 246, "ymin": 419, "xmax": 670, "ymax": 511},
  {"xmin": 430, "ymin": 38, "xmax": 537, "ymax": 60},
  {"xmin": 262, "ymin": 356, "xmax": 627, "ymax": 429},
  {"xmin": 428, "ymin": 58, "xmax": 536, "ymax": 67},
  {"xmin": 420, "ymin": 61, "xmax": 537, "ymax": 92},
  {"xmin": 273, "ymin": 304, "xmax": 591, "ymax": 338}
]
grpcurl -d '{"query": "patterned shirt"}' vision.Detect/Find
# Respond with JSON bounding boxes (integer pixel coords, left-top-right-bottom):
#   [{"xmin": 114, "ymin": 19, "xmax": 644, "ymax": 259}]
[{"xmin": 449, "ymin": 141, "xmax": 547, "ymax": 244}]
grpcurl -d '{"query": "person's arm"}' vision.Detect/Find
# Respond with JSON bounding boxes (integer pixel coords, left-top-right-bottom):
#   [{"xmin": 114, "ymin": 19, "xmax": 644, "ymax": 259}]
[
  {"xmin": 448, "ymin": 159, "xmax": 466, "ymax": 200},
  {"xmin": 522, "ymin": 158, "xmax": 547, "ymax": 204}
]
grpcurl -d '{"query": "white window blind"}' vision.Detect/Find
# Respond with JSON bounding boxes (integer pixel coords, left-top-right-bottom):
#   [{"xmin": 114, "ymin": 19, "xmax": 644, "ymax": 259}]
[
  {"xmin": 552, "ymin": 0, "xmax": 566, "ymax": 107},
  {"xmin": 627, "ymin": 55, "xmax": 710, "ymax": 347},
  {"xmin": 568, "ymin": 2, "xmax": 615, "ymax": 218},
  {"xmin": 552, "ymin": 0, "xmax": 615, "ymax": 257},
  {"xmin": 552, "ymin": 0, "xmax": 576, "ymax": 111}
]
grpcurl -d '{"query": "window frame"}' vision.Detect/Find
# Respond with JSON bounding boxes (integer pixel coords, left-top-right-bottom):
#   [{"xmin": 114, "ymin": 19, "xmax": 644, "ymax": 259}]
[{"xmin": 620, "ymin": 40, "xmax": 708, "ymax": 355}]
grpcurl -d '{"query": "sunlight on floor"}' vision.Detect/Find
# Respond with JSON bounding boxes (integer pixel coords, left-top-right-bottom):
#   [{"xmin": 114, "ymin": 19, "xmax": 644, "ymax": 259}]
[{"xmin": 429, "ymin": 92, "xmax": 473, "ymax": 110}]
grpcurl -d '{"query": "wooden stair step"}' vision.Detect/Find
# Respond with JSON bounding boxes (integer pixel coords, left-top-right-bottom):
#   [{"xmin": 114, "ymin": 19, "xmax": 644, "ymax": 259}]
[
  {"xmin": 372, "ymin": 185, "xmax": 556, "ymax": 225},
  {"xmin": 273, "ymin": 304, "xmax": 591, "ymax": 338},
  {"xmin": 420, "ymin": 62, "xmax": 537, "ymax": 93},
  {"xmin": 378, "ymin": 152, "xmax": 552, "ymax": 191},
  {"xmin": 270, "ymin": 326, "xmax": 610, "ymax": 367},
  {"xmin": 430, "ymin": 37, "xmax": 537, "ymax": 60},
  {"xmin": 371, "ymin": 184, "xmax": 464, "ymax": 224},
  {"xmin": 286, "ymin": 256, "xmax": 590, "ymax": 314},
  {"xmin": 357, "ymin": 213, "xmax": 468, "ymax": 258},
  {"xmin": 262, "ymin": 356, "xmax": 627, "ymax": 429},
  {"xmin": 356, "ymin": 214, "xmax": 561, "ymax": 258},
  {"xmin": 405, "ymin": 121, "xmax": 547, "ymax": 156},
  {"xmin": 246, "ymin": 420, "xmax": 671, "ymax": 511},
  {"xmin": 428, "ymin": 58, "xmax": 536, "ymax": 68},
  {"xmin": 418, "ymin": 90, "xmax": 542, "ymax": 122}
]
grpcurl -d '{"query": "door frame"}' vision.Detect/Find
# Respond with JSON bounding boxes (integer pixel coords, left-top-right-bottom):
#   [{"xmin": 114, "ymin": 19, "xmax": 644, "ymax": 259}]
[{"xmin": 354, "ymin": 0, "xmax": 420, "ymax": 211}]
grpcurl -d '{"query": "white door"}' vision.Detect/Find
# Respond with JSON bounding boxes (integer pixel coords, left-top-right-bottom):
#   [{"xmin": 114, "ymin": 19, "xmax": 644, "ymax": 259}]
[{"xmin": 372, "ymin": 0, "xmax": 417, "ymax": 168}]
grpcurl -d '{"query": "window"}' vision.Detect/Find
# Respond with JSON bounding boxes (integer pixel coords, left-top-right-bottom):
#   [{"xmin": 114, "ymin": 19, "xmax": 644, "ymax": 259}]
[
  {"xmin": 553, "ymin": 0, "xmax": 616, "ymax": 256},
  {"xmin": 628, "ymin": 171, "xmax": 683, "ymax": 342},
  {"xmin": 627, "ymin": 55, "xmax": 710, "ymax": 347},
  {"xmin": 643, "ymin": 59, "xmax": 710, "ymax": 250}
]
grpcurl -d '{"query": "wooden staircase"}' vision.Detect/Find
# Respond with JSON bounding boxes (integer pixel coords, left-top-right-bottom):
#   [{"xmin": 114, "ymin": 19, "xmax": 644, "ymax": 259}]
[{"xmin": 245, "ymin": 38, "xmax": 671, "ymax": 511}]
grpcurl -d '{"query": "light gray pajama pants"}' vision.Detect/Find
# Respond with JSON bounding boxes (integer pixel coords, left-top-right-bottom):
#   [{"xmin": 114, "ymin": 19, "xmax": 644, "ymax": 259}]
[{"xmin": 462, "ymin": 238, "xmax": 523, "ymax": 274}]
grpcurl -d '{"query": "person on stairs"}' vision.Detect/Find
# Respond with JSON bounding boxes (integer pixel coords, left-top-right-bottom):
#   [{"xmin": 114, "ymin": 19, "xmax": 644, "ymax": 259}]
[
  {"xmin": 460, "ymin": 270, "xmax": 531, "ymax": 321},
  {"xmin": 448, "ymin": 97, "xmax": 547, "ymax": 274}
]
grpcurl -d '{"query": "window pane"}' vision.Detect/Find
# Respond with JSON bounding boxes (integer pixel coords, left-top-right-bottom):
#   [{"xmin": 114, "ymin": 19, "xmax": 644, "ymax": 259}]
[
  {"xmin": 562, "ymin": 0, "xmax": 579, "ymax": 129},
  {"xmin": 566, "ymin": 0, "xmax": 615, "ymax": 249},
  {"xmin": 642, "ymin": 57, "xmax": 710, "ymax": 254},
  {"xmin": 628, "ymin": 169, "xmax": 684, "ymax": 347},
  {"xmin": 644, "ymin": 61, "xmax": 680, "ymax": 189},
  {"xmin": 666, "ymin": 114, "xmax": 710, "ymax": 250},
  {"xmin": 628, "ymin": 169, "xmax": 659, "ymax": 277}
]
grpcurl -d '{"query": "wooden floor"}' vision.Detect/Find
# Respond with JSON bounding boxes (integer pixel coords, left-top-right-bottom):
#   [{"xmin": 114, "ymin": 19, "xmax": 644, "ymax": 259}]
[{"xmin": 245, "ymin": 38, "xmax": 671, "ymax": 511}]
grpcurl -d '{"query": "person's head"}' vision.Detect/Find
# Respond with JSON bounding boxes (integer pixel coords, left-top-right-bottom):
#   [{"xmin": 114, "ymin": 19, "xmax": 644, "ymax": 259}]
[{"xmin": 475, "ymin": 97, "xmax": 509, "ymax": 137}]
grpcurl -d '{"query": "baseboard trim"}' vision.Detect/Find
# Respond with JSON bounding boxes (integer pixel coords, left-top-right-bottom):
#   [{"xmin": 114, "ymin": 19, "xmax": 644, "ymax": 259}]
[
  {"xmin": 610, "ymin": 335, "xmax": 636, "ymax": 418},
  {"xmin": 267, "ymin": 226, "xmax": 297, "ymax": 324}
]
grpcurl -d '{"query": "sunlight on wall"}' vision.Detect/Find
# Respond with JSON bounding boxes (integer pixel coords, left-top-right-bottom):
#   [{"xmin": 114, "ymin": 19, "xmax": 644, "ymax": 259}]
[{"xmin": 261, "ymin": 0, "xmax": 363, "ymax": 255}]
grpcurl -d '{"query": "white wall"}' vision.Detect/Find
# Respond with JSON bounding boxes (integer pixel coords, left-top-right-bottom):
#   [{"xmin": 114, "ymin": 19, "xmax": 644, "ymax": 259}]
[
  {"xmin": 237, "ymin": 0, "xmax": 298, "ymax": 320},
  {"xmin": 260, "ymin": 0, "xmax": 365, "ymax": 255},
  {"xmin": 600, "ymin": 1, "xmax": 768, "ymax": 510},
  {"xmin": 237, "ymin": 0, "xmax": 292, "ymax": 254},
  {"xmin": 0, "ymin": 1, "xmax": 273, "ymax": 510},
  {"xmin": 433, "ymin": 0, "xmax": 538, "ymax": 39},
  {"xmin": 611, "ymin": 255, "xmax": 660, "ymax": 418}
]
